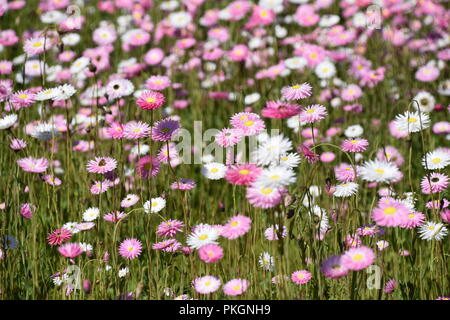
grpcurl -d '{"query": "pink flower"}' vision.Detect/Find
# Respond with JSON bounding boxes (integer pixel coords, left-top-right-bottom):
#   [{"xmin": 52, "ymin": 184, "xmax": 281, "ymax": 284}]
[
  {"xmin": 151, "ymin": 118, "xmax": 180, "ymax": 141},
  {"xmin": 20, "ymin": 203, "xmax": 35, "ymax": 219},
  {"xmin": 228, "ymin": 44, "xmax": 249, "ymax": 62},
  {"xmin": 230, "ymin": 112, "xmax": 265, "ymax": 136},
  {"xmin": 123, "ymin": 121, "xmax": 151, "ymax": 139},
  {"xmin": 86, "ymin": 157, "xmax": 117, "ymax": 174},
  {"xmin": 145, "ymin": 75, "xmax": 171, "ymax": 91},
  {"xmin": 299, "ymin": 104, "xmax": 327, "ymax": 123},
  {"xmin": 58, "ymin": 243, "xmax": 83, "ymax": 258},
  {"xmin": 90, "ymin": 180, "xmax": 111, "ymax": 195},
  {"xmin": 371, "ymin": 200, "xmax": 409, "ymax": 227},
  {"xmin": 341, "ymin": 246, "xmax": 375, "ymax": 271},
  {"xmin": 421, "ymin": 173, "xmax": 449, "ymax": 194},
  {"xmin": 264, "ymin": 225, "xmax": 287, "ymax": 240},
  {"xmin": 295, "ymin": 5, "xmax": 319, "ymax": 27},
  {"xmin": 144, "ymin": 48, "xmax": 164, "ymax": 65},
  {"xmin": 103, "ymin": 211, "xmax": 127, "ymax": 223},
  {"xmin": 43, "ymin": 174, "xmax": 62, "ymax": 186},
  {"xmin": 320, "ymin": 152, "xmax": 336, "ymax": 163},
  {"xmin": 136, "ymin": 91, "xmax": 165, "ymax": 110},
  {"xmin": 291, "ymin": 270, "xmax": 312, "ymax": 284},
  {"xmin": 281, "ymin": 83, "xmax": 312, "ymax": 100},
  {"xmin": 440, "ymin": 209, "xmax": 450, "ymax": 224},
  {"xmin": 156, "ymin": 220, "xmax": 184, "ymax": 238},
  {"xmin": 193, "ymin": 275, "xmax": 221, "ymax": 294},
  {"xmin": 415, "ymin": 65, "xmax": 439, "ymax": 82},
  {"xmin": 246, "ymin": 186, "xmax": 286, "ymax": 209},
  {"xmin": 320, "ymin": 255, "xmax": 349, "ymax": 279},
  {"xmin": 223, "ymin": 279, "xmax": 249, "ymax": 296},
  {"xmin": 198, "ymin": 244, "xmax": 224, "ymax": 263},
  {"xmin": 225, "ymin": 164, "xmax": 262, "ymax": 186},
  {"xmin": 121, "ymin": 194, "xmax": 139, "ymax": 208},
  {"xmin": 400, "ymin": 211, "xmax": 425, "ymax": 228},
  {"xmin": 215, "ymin": 128, "xmax": 243, "ymax": 147},
  {"xmin": 136, "ymin": 156, "xmax": 160, "ymax": 179},
  {"xmin": 47, "ymin": 228, "xmax": 72, "ymax": 246},
  {"xmin": 10, "ymin": 138, "xmax": 27, "ymax": 150},
  {"xmin": 170, "ymin": 179, "xmax": 196, "ymax": 191},
  {"xmin": 119, "ymin": 238, "xmax": 142, "ymax": 259},
  {"xmin": 341, "ymin": 138, "xmax": 369, "ymax": 152},
  {"xmin": 341, "ymin": 84, "xmax": 362, "ymax": 101},
  {"xmin": 261, "ymin": 101, "xmax": 301, "ymax": 119},
  {"xmin": 221, "ymin": 215, "xmax": 251, "ymax": 239},
  {"xmin": 17, "ymin": 157, "xmax": 48, "ymax": 173}
]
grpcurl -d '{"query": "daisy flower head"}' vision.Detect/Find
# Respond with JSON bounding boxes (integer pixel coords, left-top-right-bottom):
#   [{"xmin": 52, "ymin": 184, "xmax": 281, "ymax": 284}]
[
  {"xmin": 344, "ymin": 125, "xmax": 364, "ymax": 138},
  {"xmin": 359, "ymin": 160, "xmax": 400, "ymax": 183},
  {"xmin": 252, "ymin": 134, "xmax": 293, "ymax": 166},
  {"xmin": 261, "ymin": 101, "xmax": 301, "ymax": 119},
  {"xmin": 225, "ymin": 163, "xmax": 262, "ymax": 186},
  {"xmin": 145, "ymin": 75, "xmax": 171, "ymax": 91},
  {"xmin": 341, "ymin": 138, "xmax": 369, "ymax": 153},
  {"xmin": 264, "ymin": 225, "xmax": 287, "ymax": 240},
  {"xmin": 123, "ymin": 121, "xmax": 151, "ymax": 139},
  {"xmin": 35, "ymin": 87, "xmax": 63, "ymax": 101},
  {"xmin": 333, "ymin": 182, "xmax": 359, "ymax": 197},
  {"xmin": 259, "ymin": 252, "xmax": 275, "ymax": 271},
  {"xmin": 384, "ymin": 280, "xmax": 397, "ymax": 294},
  {"xmin": 24, "ymin": 37, "xmax": 48, "ymax": 55},
  {"xmin": 136, "ymin": 156, "xmax": 161, "ymax": 179},
  {"xmin": 156, "ymin": 219, "xmax": 184, "ymax": 238},
  {"xmin": 201, "ymin": 162, "xmax": 227, "ymax": 180},
  {"xmin": 136, "ymin": 91, "xmax": 165, "ymax": 110},
  {"xmin": 371, "ymin": 200, "xmax": 409, "ymax": 227},
  {"xmin": 47, "ymin": 228, "xmax": 72, "ymax": 246},
  {"xmin": 17, "ymin": 157, "xmax": 48, "ymax": 173},
  {"xmin": 420, "ymin": 173, "xmax": 449, "ymax": 194},
  {"xmin": 57, "ymin": 243, "xmax": 83, "ymax": 259},
  {"xmin": 400, "ymin": 211, "xmax": 425, "ymax": 229},
  {"xmin": 186, "ymin": 225, "xmax": 220, "ymax": 249},
  {"xmin": 230, "ymin": 112, "xmax": 265, "ymax": 136},
  {"xmin": 221, "ymin": 215, "xmax": 251, "ymax": 239},
  {"xmin": 278, "ymin": 153, "xmax": 301, "ymax": 168},
  {"xmin": 106, "ymin": 79, "xmax": 134, "ymax": 100},
  {"xmin": 418, "ymin": 221, "xmax": 448, "ymax": 241},
  {"xmin": 83, "ymin": 207, "xmax": 100, "ymax": 221},
  {"xmin": 86, "ymin": 157, "xmax": 117, "ymax": 174},
  {"xmin": 299, "ymin": 104, "xmax": 327, "ymax": 124},
  {"xmin": 335, "ymin": 163, "xmax": 358, "ymax": 183},
  {"xmin": 119, "ymin": 238, "xmax": 142, "ymax": 259},
  {"xmin": 0, "ymin": 114, "xmax": 18, "ymax": 130},
  {"xmin": 341, "ymin": 246, "xmax": 375, "ymax": 271},
  {"xmin": 291, "ymin": 270, "xmax": 312, "ymax": 284},
  {"xmin": 422, "ymin": 150, "xmax": 450, "ymax": 170},
  {"xmin": 151, "ymin": 118, "xmax": 180, "ymax": 141},
  {"xmin": 215, "ymin": 128, "xmax": 244, "ymax": 147},
  {"xmin": 223, "ymin": 279, "xmax": 249, "ymax": 296},
  {"xmin": 11, "ymin": 91, "xmax": 35, "ymax": 109},
  {"xmin": 43, "ymin": 174, "xmax": 61, "ymax": 186},
  {"xmin": 198, "ymin": 244, "xmax": 224, "ymax": 263},
  {"xmin": 90, "ymin": 180, "xmax": 111, "ymax": 195},
  {"xmin": 29, "ymin": 122, "xmax": 60, "ymax": 141},
  {"xmin": 253, "ymin": 166, "xmax": 296, "ymax": 189},
  {"xmin": 171, "ymin": 179, "xmax": 196, "ymax": 191},
  {"xmin": 320, "ymin": 255, "xmax": 349, "ymax": 279},
  {"xmin": 193, "ymin": 276, "xmax": 221, "ymax": 294},
  {"xmin": 413, "ymin": 91, "xmax": 435, "ymax": 113},
  {"xmin": 144, "ymin": 197, "xmax": 166, "ymax": 213},
  {"xmin": 281, "ymin": 83, "xmax": 312, "ymax": 100},
  {"xmin": 121, "ymin": 194, "xmax": 139, "ymax": 208},
  {"xmin": 103, "ymin": 211, "xmax": 127, "ymax": 223},
  {"xmin": 246, "ymin": 186, "xmax": 286, "ymax": 209},
  {"xmin": 54, "ymin": 84, "xmax": 76, "ymax": 100},
  {"xmin": 394, "ymin": 111, "xmax": 430, "ymax": 133},
  {"xmin": 76, "ymin": 222, "xmax": 95, "ymax": 231}
]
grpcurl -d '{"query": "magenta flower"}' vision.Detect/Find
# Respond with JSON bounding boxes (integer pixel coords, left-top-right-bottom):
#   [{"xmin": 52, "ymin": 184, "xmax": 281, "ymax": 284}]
[
  {"xmin": 341, "ymin": 246, "xmax": 375, "ymax": 271},
  {"xmin": 47, "ymin": 228, "xmax": 72, "ymax": 246},
  {"xmin": 17, "ymin": 157, "xmax": 48, "ymax": 173},
  {"xmin": 86, "ymin": 157, "xmax": 117, "ymax": 174},
  {"xmin": 221, "ymin": 215, "xmax": 251, "ymax": 239},
  {"xmin": 136, "ymin": 156, "xmax": 160, "ymax": 179},
  {"xmin": 198, "ymin": 244, "xmax": 224, "ymax": 263},
  {"xmin": 156, "ymin": 220, "xmax": 185, "ymax": 238},
  {"xmin": 291, "ymin": 270, "xmax": 312, "ymax": 285},
  {"xmin": 58, "ymin": 243, "xmax": 83, "ymax": 258},
  {"xmin": 119, "ymin": 238, "xmax": 142, "ymax": 259},
  {"xmin": 136, "ymin": 91, "xmax": 165, "ymax": 110},
  {"xmin": 281, "ymin": 83, "xmax": 312, "ymax": 100}
]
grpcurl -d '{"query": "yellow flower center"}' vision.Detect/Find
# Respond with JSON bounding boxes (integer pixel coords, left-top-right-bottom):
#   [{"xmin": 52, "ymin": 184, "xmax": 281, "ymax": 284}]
[
  {"xmin": 210, "ymin": 168, "xmax": 219, "ymax": 173},
  {"xmin": 408, "ymin": 118, "xmax": 417, "ymax": 123},
  {"xmin": 375, "ymin": 168, "xmax": 385, "ymax": 174},
  {"xmin": 261, "ymin": 188, "xmax": 273, "ymax": 195},
  {"xmin": 244, "ymin": 120, "xmax": 254, "ymax": 126},
  {"xmin": 230, "ymin": 221, "xmax": 239, "ymax": 227},
  {"xmin": 33, "ymin": 42, "xmax": 42, "ymax": 48},
  {"xmin": 232, "ymin": 285, "xmax": 241, "ymax": 291},
  {"xmin": 306, "ymin": 109, "xmax": 315, "ymax": 114},
  {"xmin": 352, "ymin": 254, "xmax": 363, "ymax": 261},
  {"xmin": 291, "ymin": 85, "xmax": 301, "ymax": 89},
  {"xmin": 146, "ymin": 97, "xmax": 155, "ymax": 103},
  {"xmin": 199, "ymin": 235, "xmax": 208, "ymax": 240},
  {"xmin": 239, "ymin": 169, "xmax": 250, "ymax": 175},
  {"xmin": 432, "ymin": 158, "xmax": 441, "ymax": 163},
  {"xmin": 383, "ymin": 207, "xmax": 397, "ymax": 215}
]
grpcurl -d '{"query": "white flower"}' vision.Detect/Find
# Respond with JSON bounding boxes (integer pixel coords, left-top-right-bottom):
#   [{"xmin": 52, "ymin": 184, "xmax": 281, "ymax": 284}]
[
  {"xmin": 315, "ymin": 60, "xmax": 336, "ymax": 79},
  {"xmin": 186, "ymin": 225, "xmax": 220, "ymax": 249},
  {"xmin": 252, "ymin": 134, "xmax": 293, "ymax": 166},
  {"xmin": 41, "ymin": 10, "xmax": 67, "ymax": 24},
  {"xmin": 54, "ymin": 84, "xmax": 76, "ymax": 100},
  {"xmin": 144, "ymin": 197, "xmax": 166, "ymax": 213},
  {"xmin": 118, "ymin": 267, "xmax": 129, "ymax": 278},
  {"xmin": 61, "ymin": 33, "xmax": 81, "ymax": 46},
  {"xmin": 168, "ymin": 11, "xmax": 192, "ymax": 28},
  {"xmin": 418, "ymin": 222, "xmax": 448, "ymax": 241},
  {"xmin": 376, "ymin": 240, "xmax": 389, "ymax": 251},
  {"xmin": 437, "ymin": 79, "xmax": 450, "ymax": 96},
  {"xmin": 62, "ymin": 222, "xmax": 81, "ymax": 234},
  {"xmin": 319, "ymin": 14, "xmax": 340, "ymax": 27},
  {"xmin": 422, "ymin": 149, "xmax": 450, "ymax": 170},
  {"xmin": 0, "ymin": 114, "xmax": 17, "ymax": 130},
  {"xmin": 253, "ymin": 166, "xmax": 296, "ymax": 189},
  {"xmin": 201, "ymin": 162, "xmax": 226, "ymax": 180},
  {"xmin": 160, "ymin": 0, "xmax": 179, "ymax": 11},
  {"xmin": 70, "ymin": 57, "xmax": 90, "ymax": 74},
  {"xmin": 259, "ymin": 252, "xmax": 275, "ymax": 271},
  {"xmin": 413, "ymin": 91, "xmax": 435, "ymax": 112},
  {"xmin": 259, "ymin": 0, "xmax": 284, "ymax": 12},
  {"xmin": 29, "ymin": 122, "xmax": 60, "ymax": 140},
  {"xmin": 278, "ymin": 153, "xmax": 301, "ymax": 168},
  {"xmin": 275, "ymin": 25, "xmax": 287, "ymax": 38},
  {"xmin": 79, "ymin": 243, "xmax": 93, "ymax": 252},
  {"xmin": 333, "ymin": 182, "xmax": 359, "ymax": 197},
  {"xmin": 310, "ymin": 205, "xmax": 329, "ymax": 234},
  {"xmin": 394, "ymin": 111, "xmax": 430, "ymax": 133},
  {"xmin": 35, "ymin": 87, "xmax": 63, "ymax": 101},
  {"xmin": 52, "ymin": 276, "xmax": 64, "ymax": 286},
  {"xmin": 285, "ymin": 56, "xmax": 307, "ymax": 70},
  {"xmin": 352, "ymin": 12, "xmax": 367, "ymax": 28},
  {"xmin": 83, "ymin": 207, "xmax": 100, "ymax": 221},
  {"xmin": 130, "ymin": 144, "xmax": 150, "ymax": 155},
  {"xmin": 345, "ymin": 124, "xmax": 364, "ymax": 138},
  {"xmin": 359, "ymin": 160, "xmax": 401, "ymax": 183},
  {"xmin": 244, "ymin": 92, "xmax": 261, "ymax": 105},
  {"xmin": 287, "ymin": 115, "xmax": 301, "ymax": 133}
]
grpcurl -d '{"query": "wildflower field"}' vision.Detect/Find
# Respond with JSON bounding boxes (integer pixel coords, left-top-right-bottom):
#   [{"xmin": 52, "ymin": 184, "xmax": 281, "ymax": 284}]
[{"xmin": 0, "ymin": 0, "xmax": 449, "ymax": 301}]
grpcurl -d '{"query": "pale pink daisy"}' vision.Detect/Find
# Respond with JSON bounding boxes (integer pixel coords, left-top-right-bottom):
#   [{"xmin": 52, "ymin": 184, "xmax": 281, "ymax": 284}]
[
  {"xmin": 90, "ymin": 180, "xmax": 111, "ymax": 195},
  {"xmin": 341, "ymin": 138, "xmax": 369, "ymax": 153},
  {"xmin": 421, "ymin": 173, "xmax": 449, "ymax": 194},
  {"xmin": 215, "ymin": 128, "xmax": 243, "ymax": 147},
  {"xmin": 230, "ymin": 112, "xmax": 265, "ymax": 136},
  {"xmin": 86, "ymin": 157, "xmax": 117, "ymax": 174},
  {"xmin": 136, "ymin": 91, "xmax": 165, "ymax": 110},
  {"xmin": 198, "ymin": 244, "xmax": 224, "ymax": 263},
  {"xmin": 341, "ymin": 246, "xmax": 375, "ymax": 271},
  {"xmin": 58, "ymin": 243, "xmax": 83, "ymax": 259},
  {"xmin": 156, "ymin": 220, "xmax": 185, "ymax": 238},
  {"xmin": 122, "ymin": 121, "xmax": 151, "ymax": 139},
  {"xmin": 246, "ymin": 186, "xmax": 286, "ymax": 209},
  {"xmin": 118, "ymin": 238, "xmax": 142, "ymax": 259},
  {"xmin": 193, "ymin": 276, "xmax": 221, "ymax": 294},
  {"xmin": 145, "ymin": 76, "xmax": 171, "ymax": 91},
  {"xmin": 223, "ymin": 279, "xmax": 249, "ymax": 296},
  {"xmin": 121, "ymin": 194, "xmax": 139, "ymax": 208},
  {"xmin": 371, "ymin": 200, "xmax": 409, "ymax": 227},
  {"xmin": 400, "ymin": 211, "xmax": 425, "ymax": 229},
  {"xmin": 281, "ymin": 83, "xmax": 312, "ymax": 100},
  {"xmin": 221, "ymin": 215, "xmax": 251, "ymax": 239},
  {"xmin": 291, "ymin": 270, "xmax": 312, "ymax": 284},
  {"xmin": 299, "ymin": 104, "xmax": 327, "ymax": 123},
  {"xmin": 320, "ymin": 255, "xmax": 349, "ymax": 279},
  {"xmin": 103, "ymin": 211, "xmax": 127, "ymax": 223},
  {"xmin": 17, "ymin": 157, "xmax": 48, "ymax": 173},
  {"xmin": 225, "ymin": 164, "xmax": 262, "ymax": 186}
]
